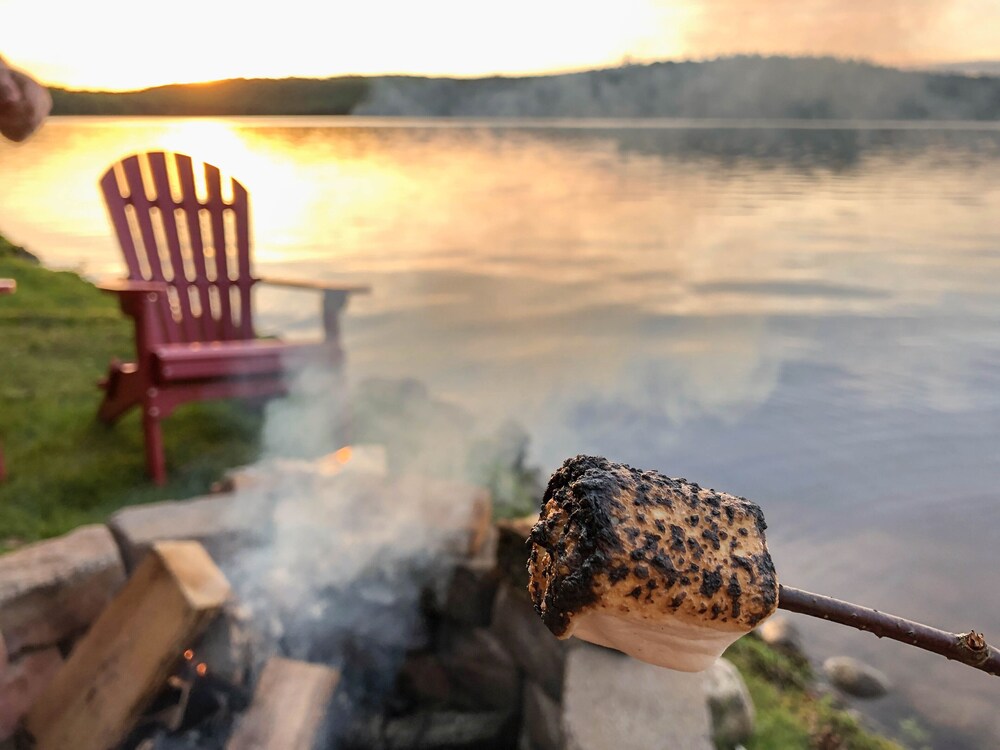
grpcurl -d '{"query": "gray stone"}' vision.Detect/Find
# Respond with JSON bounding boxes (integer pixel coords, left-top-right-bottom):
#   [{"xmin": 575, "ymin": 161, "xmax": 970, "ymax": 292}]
[
  {"xmin": 398, "ymin": 653, "xmax": 453, "ymax": 707},
  {"xmin": 0, "ymin": 647, "xmax": 62, "ymax": 741},
  {"xmin": 439, "ymin": 628, "xmax": 519, "ymax": 711},
  {"xmin": 108, "ymin": 492, "xmax": 272, "ymax": 571},
  {"xmin": 563, "ymin": 643, "xmax": 714, "ymax": 750},
  {"xmin": 756, "ymin": 616, "xmax": 804, "ymax": 655},
  {"xmin": 352, "ymin": 710, "xmax": 516, "ymax": 749},
  {"xmin": 495, "ymin": 514, "xmax": 537, "ymax": 592},
  {"xmin": 490, "ymin": 583, "xmax": 566, "ymax": 699},
  {"xmin": 823, "ymin": 656, "xmax": 891, "ymax": 699},
  {"xmin": 705, "ymin": 658, "xmax": 755, "ymax": 749},
  {"xmin": 0, "ymin": 524, "xmax": 125, "ymax": 655},
  {"xmin": 520, "ymin": 680, "xmax": 562, "ymax": 750},
  {"xmin": 441, "ymin": 560, "xmax": 501, "ymax": 627}
]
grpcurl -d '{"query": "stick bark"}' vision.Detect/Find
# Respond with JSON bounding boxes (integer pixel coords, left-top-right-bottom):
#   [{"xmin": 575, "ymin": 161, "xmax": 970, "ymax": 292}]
[{"xmin": 778, "ymin": 584, "xmax": 1000, "ymax": 677}]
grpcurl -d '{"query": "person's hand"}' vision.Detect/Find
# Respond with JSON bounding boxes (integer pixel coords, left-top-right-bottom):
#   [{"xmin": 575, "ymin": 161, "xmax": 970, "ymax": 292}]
[
  {"xmin": 0, "ymin": 62, "xmax": 21, "ymax": 107},
  {"xmin": 0, "ymin": 57, "xmax": 51, "ymax": 142}
]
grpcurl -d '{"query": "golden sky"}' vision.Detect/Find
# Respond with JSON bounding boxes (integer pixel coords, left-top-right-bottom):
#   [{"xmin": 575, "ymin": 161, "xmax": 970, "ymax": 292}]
[{"xmin": 2, "ymin": 0, "xmax": 999, "ymax": 90}]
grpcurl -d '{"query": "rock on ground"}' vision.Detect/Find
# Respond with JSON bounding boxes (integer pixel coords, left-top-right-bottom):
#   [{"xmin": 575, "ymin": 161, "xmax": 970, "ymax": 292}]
[
  {"xmin": 439, "ymin": 628, "xmax": 520, "ymax": 711},
  {"xmin": 0, "ymin": 647, "xmax": 62, "ymax": 740},
  {"xmin": 756, "ymin": 615, "xmax": 804, "ymax": 656},
  {"xmin": 495, "ymin": 514, "xmax": 537, "ymax": 593},
  {"xmin": 520, "ymin": 680, "xmax": 562, "ymax": 750},
  {"xmin": 491, "ymin": 584, "xmax": 566, "ymax": 700},
  {"xmin": 562, "ymin": 643, "xmax": 714, "ymax": 750},
  {"xmin": 704, "ymin": 658, "xmax": 755, "ymax": 749},
  {"xmin": 349, "ymin": 710, "xmax": 517, "ymax": 749},
  {"xmin": 108, "ymin": 493, "xmax": 271, "ymax": 572},
  {"xmin": 823, "ymin": 656, "xmax": 891, "ymax": 699},
  {"xmin": 0, "ymin": 524, "xmax": 124, "ymax": 655}
]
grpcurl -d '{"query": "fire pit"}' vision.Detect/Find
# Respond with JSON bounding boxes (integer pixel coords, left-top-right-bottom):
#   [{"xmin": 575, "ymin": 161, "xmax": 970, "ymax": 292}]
[
  {"xmin": 3, "ymin": 445, "xmax": 744, "ymax": 750},
  {"xmin": 0, "ymin": 447, "xmax": 545, "ymax": 750}
]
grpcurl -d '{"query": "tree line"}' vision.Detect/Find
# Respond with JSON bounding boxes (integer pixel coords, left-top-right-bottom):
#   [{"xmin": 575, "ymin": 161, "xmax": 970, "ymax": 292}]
[{"xmin": 50, "ymin": 57, "xmax": 1000, "ymax": 120}]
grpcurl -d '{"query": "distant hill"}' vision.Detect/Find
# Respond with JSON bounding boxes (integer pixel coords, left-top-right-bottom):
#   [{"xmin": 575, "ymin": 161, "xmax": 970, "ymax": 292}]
[
  {"xmin": 50, "ymin": 56, "xmax": 1000, "ymax": 120},
  {"xmin": 922, "ymin": 61, "xmax": 1000, "ymax": 77},
  {"xmin": 51, "ymin": 77, "xmax": 369, "ymax": 116}
]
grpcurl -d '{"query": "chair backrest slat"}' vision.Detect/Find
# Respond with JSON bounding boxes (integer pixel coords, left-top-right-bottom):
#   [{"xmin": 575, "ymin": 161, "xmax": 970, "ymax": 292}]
[
  {"xmin": 232, "ymin": 182, "xmax": 254, "ymax": 339},
  {"xmin": 120, "ymin": 156, "xmax": 167, "ymax": 282},
  {"xmin": 99, "ymin": 170, "xmax": 144, "ymax": 280},
  {"xmin": 99, "ymin": 152, "xmax": 258, "ymax": 344},
  {"xmin": 204, "ymin": 163, "xmax": 235, "ymax": 340},
  {"xmin": 146, "ymin": 152, "xmax": 200, "ymax": 342},
  {"xmin": 173, "ymin": 154, "xmax": 218, "ymax": 341}
]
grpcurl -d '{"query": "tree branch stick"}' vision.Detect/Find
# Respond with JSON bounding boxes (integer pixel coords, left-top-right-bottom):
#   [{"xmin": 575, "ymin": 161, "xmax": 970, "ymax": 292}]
[{"xmin": 777, "ymin": 584, "xmax": 1000, "ymax": 677}]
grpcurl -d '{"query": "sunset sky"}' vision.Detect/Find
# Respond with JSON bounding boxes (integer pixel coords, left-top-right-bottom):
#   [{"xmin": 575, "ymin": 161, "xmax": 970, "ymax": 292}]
[{"xmin": 2, "ymin": 0, "xmax": 1000, "ymax": 91}]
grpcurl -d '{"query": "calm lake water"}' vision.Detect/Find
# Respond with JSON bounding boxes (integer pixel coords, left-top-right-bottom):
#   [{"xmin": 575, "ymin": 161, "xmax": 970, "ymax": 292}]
[{"xmin": 3, "ymin": 117, "xmax": 1000, "ymax": 746}]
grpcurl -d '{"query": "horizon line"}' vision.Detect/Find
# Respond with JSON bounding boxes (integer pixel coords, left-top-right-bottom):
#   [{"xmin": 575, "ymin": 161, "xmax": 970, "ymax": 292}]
[{"xmin": 47, "ymin": 54, "xmax": 1000, "ymax": 95}]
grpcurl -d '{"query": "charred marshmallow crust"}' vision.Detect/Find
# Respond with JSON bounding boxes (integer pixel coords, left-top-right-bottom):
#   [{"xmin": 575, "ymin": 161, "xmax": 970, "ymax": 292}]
[{"xmin": 528, "ymin": 455, "xmax": 777, "ymax": 638}]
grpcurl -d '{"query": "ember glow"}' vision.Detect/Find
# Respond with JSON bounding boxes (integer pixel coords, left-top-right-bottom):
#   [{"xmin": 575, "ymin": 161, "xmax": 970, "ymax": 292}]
[{"xmin": 315, "ymin": 445, "xmax": 359, "ymax": 476}]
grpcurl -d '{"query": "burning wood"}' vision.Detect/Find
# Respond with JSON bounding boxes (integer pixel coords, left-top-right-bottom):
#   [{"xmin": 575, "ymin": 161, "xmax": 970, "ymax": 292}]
[
  {"xmin": 226, "ymin": 657, "xmax": 340, "ymax": 750},
  {"xmin": 24, "ymin": 541, "xmax": 231, "ymax": 750},
  {"xmin": 528, "ymin": 456, "xmax": 1000, "ymax": 677}
]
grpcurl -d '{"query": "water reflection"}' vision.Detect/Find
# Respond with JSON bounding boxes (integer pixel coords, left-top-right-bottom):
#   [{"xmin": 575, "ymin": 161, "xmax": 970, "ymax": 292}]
[{"xmin": 3, "ymin": 118, "xmax": 1000, "ymax": 746}]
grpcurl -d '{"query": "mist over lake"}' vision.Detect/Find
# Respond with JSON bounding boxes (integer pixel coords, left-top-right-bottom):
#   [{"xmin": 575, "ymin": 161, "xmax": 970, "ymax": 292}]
[{"xmin": 2, "ymin": 116, "xmax": 1000, "ymax": 746}]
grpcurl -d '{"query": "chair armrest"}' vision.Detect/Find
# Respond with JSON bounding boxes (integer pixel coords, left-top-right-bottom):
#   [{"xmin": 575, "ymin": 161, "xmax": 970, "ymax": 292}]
[
  {"xmin": 257, "ymin": 277, "xmax": 370, "ymax": 342},
  {"xmin": 95, "ymin": 280, "xmax": 170, "ymax": 354},
  {"xmin": 257, "ymin": 277, "xmax": 371, "ymax": 295},
  {"xmin": 0, "ymin": 279, "xmax": 15, "ymax": 295},
  {"xmin": 96, "ymin": 278, "xmax": 169, "ymax": 295}
]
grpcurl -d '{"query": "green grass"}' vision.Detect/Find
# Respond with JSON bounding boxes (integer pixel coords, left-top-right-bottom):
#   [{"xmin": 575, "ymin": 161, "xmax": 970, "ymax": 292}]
[
  {"xmin": 0, "ymin": 234, "xmax": 262, "ymax": 545},
  {"xmin": 725, "ymin": 636, "xmax": 903, "ymax": 750}
]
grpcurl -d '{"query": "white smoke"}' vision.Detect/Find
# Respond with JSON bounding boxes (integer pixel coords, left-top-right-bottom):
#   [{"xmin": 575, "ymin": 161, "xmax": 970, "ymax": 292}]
[{"xmin": 211, "ymin": 362, "xmax": 531, "ymax": 747}]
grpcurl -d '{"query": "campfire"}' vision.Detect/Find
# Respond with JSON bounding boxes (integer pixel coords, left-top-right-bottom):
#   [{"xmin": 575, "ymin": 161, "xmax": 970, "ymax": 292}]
[{"xmin": 1, "ymin": 444, "xmax": 549, "ymax": 750}]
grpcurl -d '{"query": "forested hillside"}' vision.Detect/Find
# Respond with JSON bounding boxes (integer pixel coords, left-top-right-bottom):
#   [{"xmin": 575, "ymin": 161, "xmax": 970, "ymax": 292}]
[
  {"xmin": 51, "ymin": 57, "xmax": 1000, "ymax": 120},
  {"xmin": 51, "ymin": 76, "xmax": 368, "ymax": 115}
]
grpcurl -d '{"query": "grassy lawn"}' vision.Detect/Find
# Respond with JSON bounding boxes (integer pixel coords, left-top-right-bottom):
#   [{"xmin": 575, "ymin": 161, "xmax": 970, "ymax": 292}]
[{"xmin": 0, "ymin": 233, "xmax": 262, "ymax": 545}]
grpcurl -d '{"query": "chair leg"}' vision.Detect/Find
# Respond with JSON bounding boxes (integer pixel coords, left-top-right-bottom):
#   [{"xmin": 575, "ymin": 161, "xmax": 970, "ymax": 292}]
[
  {"xmin": 143, "ymin": 407, "xmax": 166, "ymax": 486},
  {"xmin": 98, "ymin": 361, "xmax": 143, "ymax": 425}
]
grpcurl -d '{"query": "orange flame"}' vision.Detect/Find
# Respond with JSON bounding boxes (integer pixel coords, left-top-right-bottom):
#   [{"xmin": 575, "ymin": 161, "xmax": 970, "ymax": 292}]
[
  {"xmin": 334, "ymin": 446, "xmax": 353, "ymax": 464},
  {"xmin": 183, "ymin": 649, "xmax": 194, "ymax": 661},
  {"xmin": 196, "ymin": 663, "xmax": 208, "ymax": 677}
]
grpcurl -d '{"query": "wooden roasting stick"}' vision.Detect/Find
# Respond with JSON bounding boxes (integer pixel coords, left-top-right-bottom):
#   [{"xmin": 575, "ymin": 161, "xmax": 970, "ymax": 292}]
[
  {"xmin": 777, "ymin": 584, "xmax": 1000, "ymax": 677},
  {"xmin": 527, "ymin": 456, "xmax": 999, "ymax": 677}
]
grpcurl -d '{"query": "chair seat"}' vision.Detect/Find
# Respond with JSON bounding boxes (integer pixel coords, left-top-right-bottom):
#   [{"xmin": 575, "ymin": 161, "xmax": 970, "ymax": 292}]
[{"xmin": 152, "ymin": 339, "xmax": 341, "ymax": 383}]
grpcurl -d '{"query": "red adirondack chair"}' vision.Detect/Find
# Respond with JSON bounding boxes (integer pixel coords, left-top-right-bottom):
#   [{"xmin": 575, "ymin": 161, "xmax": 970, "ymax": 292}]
[
  {"xmin": 0, "ymin": 278, "xmax": 14, "ymax": 481},
  {"xmin": 97, "ymin": 151, "xmax": 369, "ymax": 485}
]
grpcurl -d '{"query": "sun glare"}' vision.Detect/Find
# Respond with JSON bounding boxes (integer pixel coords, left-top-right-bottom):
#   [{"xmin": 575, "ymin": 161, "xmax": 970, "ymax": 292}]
[
  {"xmin": 155, "ymin": 121, "xmax": 318, "ymax": 261},
  {"xmin": 0, "ymin": 0, "xmax": 681, "ymax": 90},
  {"xmin": 5, "ymin": 0, "xmax": 1000, "ymax": 89}
]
